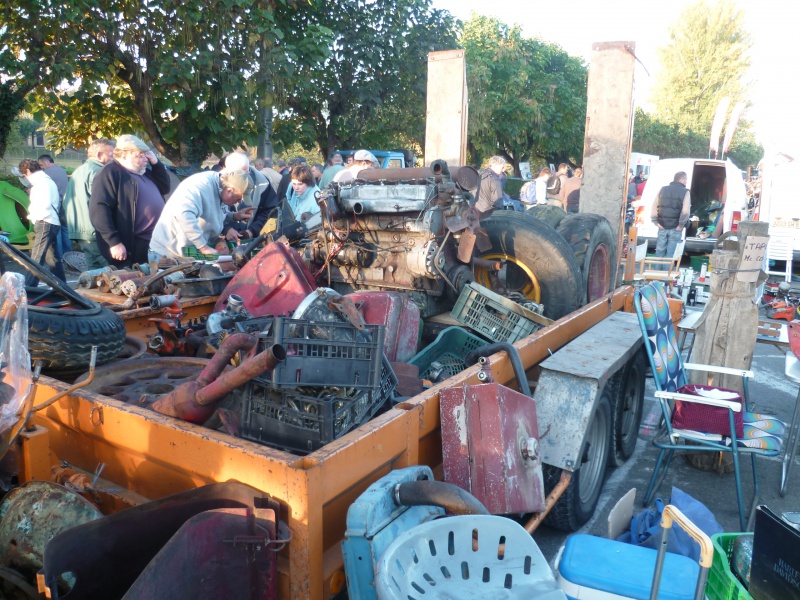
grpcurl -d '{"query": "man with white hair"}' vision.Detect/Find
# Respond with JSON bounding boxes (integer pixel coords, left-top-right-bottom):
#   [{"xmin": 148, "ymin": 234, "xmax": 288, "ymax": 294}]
[
  {"xmin": 63, "ymin": 138, "xmax": 115, "ymax": 268},
  {"xmin": 149, "ymin": 170, "xmax": 251, "ymax": 259},
  {"xmin": 223, "ymin": 151, "xmax": 280, "ymax": 240},
  {"xmin": 333, "ymin": 150, "xmax": 379, "ymax": 183},
  {"xmin": 89, "ymin": 134, "xmax": 170, "ymax": 267}
]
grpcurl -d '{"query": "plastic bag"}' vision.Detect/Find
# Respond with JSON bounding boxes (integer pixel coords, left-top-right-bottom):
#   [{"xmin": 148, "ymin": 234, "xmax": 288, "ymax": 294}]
[
  {"xmin": 0, "ymin": 272, "xmax": 31, "ymax": 434},
  {"xmin": 622, "ymin": 486, "xmax": 723, "ymax": 562}
]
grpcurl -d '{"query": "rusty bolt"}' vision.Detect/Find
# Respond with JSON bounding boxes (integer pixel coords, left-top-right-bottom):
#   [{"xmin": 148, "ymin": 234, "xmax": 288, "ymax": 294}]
[{"xmin": 521, "ymin": 437, "xmax": 539, "ymax": 461}]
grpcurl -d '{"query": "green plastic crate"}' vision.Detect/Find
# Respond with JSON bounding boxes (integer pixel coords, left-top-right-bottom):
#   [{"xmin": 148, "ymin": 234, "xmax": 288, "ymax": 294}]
[
  {"xmin": 690, "ymin": 255, "xmax": 710, "ymax": 273},
  {"xmin": 450, "ymin": 282, "xmax": 551, "ymax": 344},
  {"xmin": 706, "ymin": 533, "xmax": 754, "ymax": 600},
  {"xmin": 408, "ymin": 326, "xmax": 486, "ymax": 381}
]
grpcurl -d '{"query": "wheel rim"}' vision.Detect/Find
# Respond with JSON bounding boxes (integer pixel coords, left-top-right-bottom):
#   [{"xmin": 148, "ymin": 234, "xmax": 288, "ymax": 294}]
[
  {"xmin": 579, "ymin": 401, "xmax": 609, "ymax": 505},
  {"xmin": 586, "ymin": 243, "xmax": 611, "ymax": 302},
  {"xmin": 620, "ymin": 363, "xmax": 644, "ymax": 447},
  {"xmin": 474, "ymin": 253, "xmax": 542, "ymax": 302}
]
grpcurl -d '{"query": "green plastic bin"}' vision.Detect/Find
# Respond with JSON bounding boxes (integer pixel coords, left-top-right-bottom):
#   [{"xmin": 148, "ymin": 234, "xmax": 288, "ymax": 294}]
[
  {"xmin": 706, "ymin": 533, "xmax": 754, "ymax": 600},
  {"xmin": 407, "ymin": 326, "xmax": 486, "ymax": 381}
]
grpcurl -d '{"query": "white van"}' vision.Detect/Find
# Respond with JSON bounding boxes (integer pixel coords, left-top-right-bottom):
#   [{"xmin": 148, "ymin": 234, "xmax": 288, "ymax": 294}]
[{"xmin": 631, "ymin": 158, "xmax": 748, "ymax": 252}]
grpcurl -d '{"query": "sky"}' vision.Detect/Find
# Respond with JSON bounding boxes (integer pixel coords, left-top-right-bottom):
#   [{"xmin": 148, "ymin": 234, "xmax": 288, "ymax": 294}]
[{"xmin": 430, "ymin": 0, "xmax": 800, "ymax": 158}]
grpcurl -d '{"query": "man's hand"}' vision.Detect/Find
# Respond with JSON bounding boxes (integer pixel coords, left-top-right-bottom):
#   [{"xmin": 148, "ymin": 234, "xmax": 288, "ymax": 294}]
[
  {"xmin": 225, "ymin": 228, "xmax": 242, "ymax": 242},
  {"xmin": 197, "ymin": 245, "xmax": 218, "ymax": 256},
  {"xmin": 110, "ymin": 243, "xmax": 127, "ymax": 261},
  {"xmin": 233, "ymin": 207, "xmax": 256, "ymax": 222},
  {"xmin": 144, "ymin": 150, "xmax": 158, "ymax": 165}
]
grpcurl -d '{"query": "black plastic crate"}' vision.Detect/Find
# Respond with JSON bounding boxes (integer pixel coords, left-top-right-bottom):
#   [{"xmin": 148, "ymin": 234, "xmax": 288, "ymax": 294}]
[
  {"xmin": 255, "ymin": 317, "xmax": 385, "ymax": 390},
  {"xmin": 241, "ymin": 384, "xmax": 390, "ymax": 453}
]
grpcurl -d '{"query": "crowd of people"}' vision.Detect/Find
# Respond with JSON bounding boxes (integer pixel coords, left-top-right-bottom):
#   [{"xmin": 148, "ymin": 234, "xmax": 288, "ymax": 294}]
[
  {"xmin": 15, "ymin": 142, "xmax": 384, "ymax": 278},
  {"xmin": 17, "ymin": 141, "xmax": 591, "ymax": 281}
]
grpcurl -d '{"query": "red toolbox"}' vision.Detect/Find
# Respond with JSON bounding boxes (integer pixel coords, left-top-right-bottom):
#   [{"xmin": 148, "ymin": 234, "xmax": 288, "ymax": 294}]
[
  {"xmin": 346, "ymin": 291, "xmax": 420, "ymax": 362},
  {"xmin": 440, "ymin": 382, "xmax": 546, "ymax": 515},
  {"xmin": 214, "ymin": 242, "xmax": 316, "ymax": 317}
]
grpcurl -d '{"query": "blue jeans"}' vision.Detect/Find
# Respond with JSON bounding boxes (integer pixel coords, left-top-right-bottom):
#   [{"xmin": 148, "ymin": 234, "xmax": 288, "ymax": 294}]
[
  {"xmin": 59, "ymin": 224, "xmax": 71, "ymax": 256},
  {"xmin": 655, "ymin": 228, "xmax": 683, "ymax": 270},
  {"xmin": 28, "ymin": 221, "xmax": 66, "ymax": 286}
]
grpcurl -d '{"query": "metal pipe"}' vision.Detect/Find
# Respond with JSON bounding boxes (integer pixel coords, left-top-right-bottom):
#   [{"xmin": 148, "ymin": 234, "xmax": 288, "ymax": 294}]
[
  {"xmin": 349, "ymin": 199, "xmax": 428, "ymax": 215},
  {"xmin": 465, "ymin": 342, "xmax": 532, "ymax": 397},
  {"xmin": 471, "ymin": 257, "xmax": 503, "ymax": 271},
  {"xmin": 195, "ymin": 344, "xmax": 286, "ymax": 406},
  {"xmin": 524, "ymin": 471, "xmax": 571, "ymax": 533},
  {"xmin": 196, "ymin": 333, "xmax": 258, "ymax": 388},
  {"xmin": 394, "ymin": 480, "xmax": 489, "ymax": 515},
  {"xmin": 32, "ymin": 347, "xmax": 98, "ymax": 412}
]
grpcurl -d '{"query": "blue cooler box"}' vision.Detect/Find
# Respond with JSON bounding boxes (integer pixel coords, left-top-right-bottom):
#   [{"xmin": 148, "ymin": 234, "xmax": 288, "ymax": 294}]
[{"xmin": 557, "ymin": 534, "xmax": 701, "ymax": 600}]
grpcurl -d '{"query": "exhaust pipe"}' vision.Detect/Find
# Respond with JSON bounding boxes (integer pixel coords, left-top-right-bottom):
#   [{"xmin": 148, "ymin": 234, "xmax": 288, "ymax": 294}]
[{"xmin": 151, "ymin": 334, "xmax": 285, "ymax": 423}]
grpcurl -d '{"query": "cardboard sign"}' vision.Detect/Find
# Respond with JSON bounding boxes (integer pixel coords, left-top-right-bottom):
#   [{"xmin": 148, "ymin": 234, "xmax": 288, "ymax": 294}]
[{"xmin": 737, "ymin": 235, "xmax": 769, "ymax": 283}]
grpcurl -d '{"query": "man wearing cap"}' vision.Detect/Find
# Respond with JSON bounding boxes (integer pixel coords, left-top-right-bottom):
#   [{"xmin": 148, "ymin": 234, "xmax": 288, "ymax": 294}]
[
  {"xmin": 63, "ymin": 138, "xmax": 115, "ymax": 269},
  {"xmin": 90, "ymin": 134, "xmax": 170, "ymax": 267},
  {"xmin": 148, "ymin": 170, "xmax": 251, "ymax": 260},
  {"xmin": 333, "ymin": 150, "xmax": 378, "ymax": 183}
]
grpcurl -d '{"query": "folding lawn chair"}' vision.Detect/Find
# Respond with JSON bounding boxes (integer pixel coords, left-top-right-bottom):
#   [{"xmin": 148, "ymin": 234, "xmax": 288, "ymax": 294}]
[{"xmin": 634, "ymin": 281, "xmax": 785, "ymax": 530}]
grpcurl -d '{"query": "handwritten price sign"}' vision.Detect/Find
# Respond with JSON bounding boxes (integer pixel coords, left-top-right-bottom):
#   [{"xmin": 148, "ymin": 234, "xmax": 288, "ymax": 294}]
[{"xmin": 737, "ymin": 236, "xmax": 769, "ymax": 282}]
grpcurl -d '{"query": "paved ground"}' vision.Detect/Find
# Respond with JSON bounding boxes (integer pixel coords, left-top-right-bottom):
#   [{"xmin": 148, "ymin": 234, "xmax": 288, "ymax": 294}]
[{"xmin": 533, "ymin": 306, "xmax": 800, "ymax": 570}]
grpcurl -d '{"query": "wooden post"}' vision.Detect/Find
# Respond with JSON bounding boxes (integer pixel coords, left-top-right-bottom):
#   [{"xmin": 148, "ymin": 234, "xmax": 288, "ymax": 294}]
[
  {"xmin": 580, "ymin": 42, "xmax": 636, "ymax": 289},
  {"xmin": 690, "ymin": 221, "xmax": 769, "ymax": 391},
  {"xmin": 424, "ymin": 50, "xmax": 467, "ymax": 167}
]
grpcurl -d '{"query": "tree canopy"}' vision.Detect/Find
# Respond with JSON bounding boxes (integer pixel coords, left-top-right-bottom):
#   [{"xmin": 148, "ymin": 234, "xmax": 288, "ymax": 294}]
[
  {"xmin": 651, "ymin": 0, "xmax": 752, "ymax": 135},
  {"xmin": 462, "ymin": 14, "xmax": 587, "ymax": 174}
]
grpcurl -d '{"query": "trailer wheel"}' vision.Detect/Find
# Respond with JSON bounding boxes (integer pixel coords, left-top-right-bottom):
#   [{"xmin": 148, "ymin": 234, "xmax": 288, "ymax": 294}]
[
  {"xmin": 557, "ymin": 214, "xmax": 617, "ymax": 303},
  {"xmin": 525, "ymin": 204, "xmax": 567, "ymax": 230},
  {"xmin": 475, "ymin": 212, "xmax": 583, "ymax": 320},
  {"xmin": 609, "ymin": 348, "xmax": 646, "ymax": 467},
  {"xmin": 543, "ymin": 390, "xmax": 612, "ymax": 531}
]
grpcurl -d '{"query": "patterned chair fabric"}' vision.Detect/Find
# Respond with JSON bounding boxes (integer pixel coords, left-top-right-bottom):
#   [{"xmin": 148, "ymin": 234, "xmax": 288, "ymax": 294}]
[{"xmin": 636, "ymin": 282, "xmax": 686, "ymax": 392}]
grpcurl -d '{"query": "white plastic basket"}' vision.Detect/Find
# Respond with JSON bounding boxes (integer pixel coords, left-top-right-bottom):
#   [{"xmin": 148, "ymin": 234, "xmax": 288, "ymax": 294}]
[{"xmin": 375, "ymin": 515, "xmax": 566, "ymax": 599}]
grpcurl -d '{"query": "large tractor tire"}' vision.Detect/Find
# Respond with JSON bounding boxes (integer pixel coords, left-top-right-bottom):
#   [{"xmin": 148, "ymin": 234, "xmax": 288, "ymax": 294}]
[
  {"xmin": 608, "ymin": 348, "xmax": 646, "ymax": 467},
  {"xmin": 525, "ymin": 204, "xmax": 567, "ymax": 230},
  {"xmin": 543, "ymin": 390, "xmax": 612, "ymax": 531},
  {"xmin": 476, "ymin": 212, "xmax": 584, "ymax": 320},
  {"xmin": 557, "ymin": 214, "xmax": 617, "ymax": 304}
]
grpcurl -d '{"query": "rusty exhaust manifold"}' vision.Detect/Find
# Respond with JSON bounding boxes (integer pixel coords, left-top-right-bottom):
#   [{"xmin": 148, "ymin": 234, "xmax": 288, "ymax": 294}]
[{"xmin": 152, "ymin": 333, "xmax": 286, "ymax": 424}]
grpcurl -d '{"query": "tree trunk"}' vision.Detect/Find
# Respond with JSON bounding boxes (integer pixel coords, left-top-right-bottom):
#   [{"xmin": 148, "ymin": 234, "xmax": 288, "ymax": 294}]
[{"xmin": 689, "ymin": 221, "xmax": 769, "ymax": 392}]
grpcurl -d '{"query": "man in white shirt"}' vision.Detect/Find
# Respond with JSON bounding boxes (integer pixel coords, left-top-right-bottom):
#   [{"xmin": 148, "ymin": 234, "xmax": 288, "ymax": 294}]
[{"xmin": 19, "ymin": 159, "xmax": 65, "ymax": 284}]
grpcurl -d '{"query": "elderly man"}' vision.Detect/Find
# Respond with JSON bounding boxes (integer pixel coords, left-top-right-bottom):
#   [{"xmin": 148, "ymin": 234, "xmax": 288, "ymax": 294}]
[
  {"xmin": 333, "ymin": 150, "xmax": 378, "ymax": 183},
  {"xmin": 222, "ymin": 151, "xmax": 283, "ymax": 240},
  {"xmin": 18, "ymin": 159, "xmax": 65, "ymax": 284},
  {"xmin": 319, "ymin": 153, "xmax": 344, "ymax": 188},
  {"xmin": 149, "ymin": 170, "xmax": 251, "ymax": 259},
  {"xmin": 63, "ymin": 138, "xmax": 115, "ymax": 268},
  {"xmin": 90, "ymin": 135, "xmax": 170, "ymax": 267}
]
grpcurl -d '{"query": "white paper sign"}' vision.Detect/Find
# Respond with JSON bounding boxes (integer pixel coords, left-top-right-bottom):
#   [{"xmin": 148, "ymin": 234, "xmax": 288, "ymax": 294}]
[{"xmin": 737, "ymin": 235, "xmax": 769, "ymax": 283}]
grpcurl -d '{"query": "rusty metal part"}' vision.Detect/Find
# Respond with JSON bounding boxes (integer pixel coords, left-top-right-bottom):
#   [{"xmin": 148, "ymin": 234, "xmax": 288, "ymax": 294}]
[
  {"xmin": 32, "ymin": 347, "xmax": 97, "ymax": 412},
  {"xmin": 120, "ymin": 276, "xmax": 164, "ymax": 298},
  {"xmin": 0, "ymin": 481, "xmax": 101, "ymax": 583},
  {"xmin": 151, "ymin": 333, "xmax": 283, "ymax": 423},
  {"xmin": 0, "ymin": 565, "xmax": 39, "ymax": 599},
  {"xmin": 150, "ymin": 294, "xmax": 180, "ymax": 309},
  {"xmin": 151, "ymin": 343, "xmax": 284, "ymax": 423},
  {"xmin": 471, "ymin": 256, "xmax": 503, "ymax": 271},
  {"xmin": 118, "ymin": 335, "xmax": 148, "ymax": 361},
  {"xmin": 78, "ymin": 266, "xmax": 115, "ymax": 289},
  {"xmin": 195, "ymin": 344, "xmax": 287, "ymax": 407},
  {"xmin": 524, "ymin": 471, "xmax": 572, "ymax": 533},
  {"xmin": 77, "ymin": 357, "xmax": 217, "ymax": 407},
  {"xmin": 108, "ymin": 271, "xmax": 141, "ymax": 295},
  {"xmin": 40, "ymin": 482, "xmax": 281, "ymax": 600},
  {"xmin": 0, "ymin": 364, "xmax": 41, "ymax": 462},
  {"xmin": 120, "ymin": 261, "xmax": 201, "ymax": 310}
]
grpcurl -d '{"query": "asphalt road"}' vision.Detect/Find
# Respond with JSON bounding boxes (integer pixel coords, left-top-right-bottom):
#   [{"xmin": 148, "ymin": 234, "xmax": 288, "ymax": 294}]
[{"xmin": 532, "ymin": 307, "xmax": 800, "ymax": 570}]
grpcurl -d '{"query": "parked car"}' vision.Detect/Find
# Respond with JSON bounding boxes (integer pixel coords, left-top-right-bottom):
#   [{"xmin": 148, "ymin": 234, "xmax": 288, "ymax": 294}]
[{"xmin": 335, "ymin": 149, "xmax": 415, "ymax": 169}]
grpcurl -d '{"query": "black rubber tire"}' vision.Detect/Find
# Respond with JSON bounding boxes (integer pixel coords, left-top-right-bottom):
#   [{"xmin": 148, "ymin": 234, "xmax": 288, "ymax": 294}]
[
  {"xmin": 543, "ymin": 390, "xmax": 612, "ymax": 531},
  {"xmin": 28, "ymin": 304, "xmax": 126, "ymax": 370},
  {"xmin": 557, "ymin": 214, "xmax": 617, "ymax": 304},
  {"xmin": 608, "ymin": 348, "xmax": 646, "ymax": 467},
  {"xmin": 525, "ymin": 204, "xmax": 567, "ymax": 230},
  {"xmin": 478, "ymin": 212, "xmax": 584, "ymax": 320}
]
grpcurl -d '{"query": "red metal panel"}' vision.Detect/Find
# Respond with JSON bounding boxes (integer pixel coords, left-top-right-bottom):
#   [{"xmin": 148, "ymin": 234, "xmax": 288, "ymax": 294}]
[
  {"xmin": 346, "ymin": 291, "xmax": 420, "ymax": 362},
  {"xmin": 440, "ymin": 383, "xmax": 545, "ymax": 514},
  {"xmin": 215, "ymin": 242, "xmax": 316, "ymax": 316}
]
